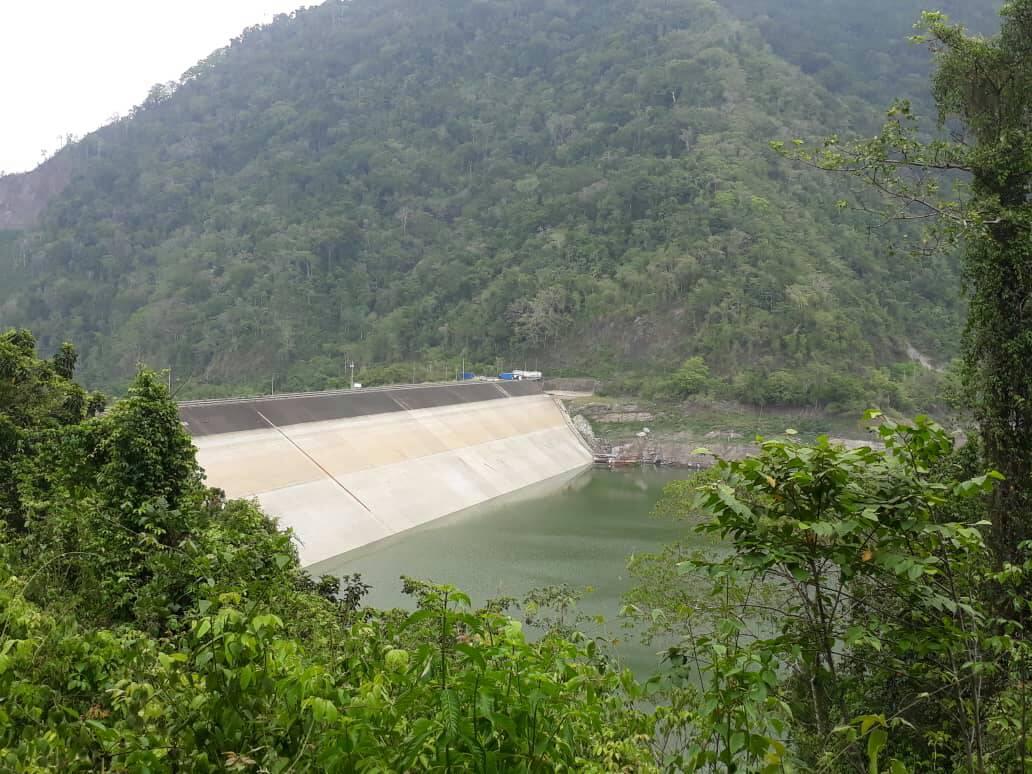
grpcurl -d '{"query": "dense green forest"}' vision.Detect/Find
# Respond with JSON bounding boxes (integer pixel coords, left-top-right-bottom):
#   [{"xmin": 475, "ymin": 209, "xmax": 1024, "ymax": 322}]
[
  {"xmin": 714, "ymin": 0, "xmax": 999, "ymax": 106},
  {"xmin": 0, "ymin": 331, "xmax": 659, "ymax": 770},
  {"xmin": 0, "ymin": 0, "xmax": 997, "ymax": 406},
  {"xmin": 4, "ymin": 3, "xmax": 1032, "ymax": 769}
]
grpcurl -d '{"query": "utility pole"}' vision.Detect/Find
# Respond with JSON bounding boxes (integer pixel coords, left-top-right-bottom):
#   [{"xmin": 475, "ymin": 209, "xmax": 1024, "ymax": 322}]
[
  {"xmin": 349, "ymin": 360, "xmax": 355, "ymax": 389},
  {"xmin": 271, "ymin": 375, "xmax": 275, "ymax": 395}
]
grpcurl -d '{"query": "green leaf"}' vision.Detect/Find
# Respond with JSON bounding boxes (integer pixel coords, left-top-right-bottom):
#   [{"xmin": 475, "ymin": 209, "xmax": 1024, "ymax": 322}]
[
  {"xmin": 308, "ymin": 696, "xmax": 339, "ymax": 724},
  {"xmin": 867, "ymin": 727, "xmax": 888, "ymax": 774},
  {"xmin": 440, "ymin": 689, "xmax": 460, "ymax": 738},
  {"xmin": 195, "ymin": 618, "xmax": 212, "ymax": 640},
  {"xmin": 402, "ymin": 609, "xmax": 436, "ymax": 629},
  {"xmin": 450, "ymin": 590, "xmax": 472, "ymax": 607},
  {"xmin": 716, "ymin": 483, "xmax": 753, "ymax": 519},
  {"xmin": 456, "ymin": 643, "xmax": 486, "ymax": 670},
  {"xmin": 730, "ymin": 731, "xmax": 746, "ymax": 753},
  {"xmin": 860, "ymin": 714, "xmax": 885, "ymax": 735}
]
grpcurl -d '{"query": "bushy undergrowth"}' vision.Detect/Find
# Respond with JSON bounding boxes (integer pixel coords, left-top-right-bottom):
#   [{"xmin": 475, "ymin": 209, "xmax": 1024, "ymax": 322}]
[
  {"xmin": 0, "ymin": 329, "xmax": 658, "ymax": 772},
  {"xmin": 5, "ymin": 327, "xmax": 1032, "ymax": 771}
]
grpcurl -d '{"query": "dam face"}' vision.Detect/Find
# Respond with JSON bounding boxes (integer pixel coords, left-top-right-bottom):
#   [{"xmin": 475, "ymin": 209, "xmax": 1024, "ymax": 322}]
[{"xmin": 180, "ymin": 382, "xmax": 592, "ymax": 566}]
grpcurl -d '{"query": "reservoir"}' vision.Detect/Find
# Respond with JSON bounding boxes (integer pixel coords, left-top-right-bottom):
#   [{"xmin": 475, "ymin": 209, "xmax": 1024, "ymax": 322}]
[{"xmin": 310, "ymin": 466, "xmax": 694, "ymax": 674}]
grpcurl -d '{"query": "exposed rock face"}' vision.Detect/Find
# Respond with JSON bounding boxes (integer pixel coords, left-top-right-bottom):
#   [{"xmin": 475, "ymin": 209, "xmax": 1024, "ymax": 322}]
[
  {"xmin": 596, "ymin": 412, "xmax": 654, "ymax": 423},
  {"xmin": 543, "ymin": 377, "xmax": 598, "ymax": 394},
  {"xmin": 828, "ymin": 437, "xmax": 886, "ymax": 451},
  {"xmin": 576, "ymin": 402, "xmax": 655, "ymax": 425},
  {"xmin": 704, "ymin": 429, "xmax": 744, "ymax": 440},
  {"xmin": 572, "ymin": 414, "xmax": 595, "ymax": 443},
  {"xmin": 0, "ymin": 155, "xmax": 73, "ymax": 229}
]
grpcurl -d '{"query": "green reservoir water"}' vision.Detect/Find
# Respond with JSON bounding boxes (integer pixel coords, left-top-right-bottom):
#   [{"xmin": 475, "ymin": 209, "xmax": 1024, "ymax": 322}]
[{"xmin": 312, "ymin": 466, "xmax": 692, "ymax": 674}]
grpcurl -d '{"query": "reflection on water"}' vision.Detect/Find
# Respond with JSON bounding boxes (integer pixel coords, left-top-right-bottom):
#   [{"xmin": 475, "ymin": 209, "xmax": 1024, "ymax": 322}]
[{"xmin": 311, "ymin": 466, "xmax": 695, "ymax": 674}]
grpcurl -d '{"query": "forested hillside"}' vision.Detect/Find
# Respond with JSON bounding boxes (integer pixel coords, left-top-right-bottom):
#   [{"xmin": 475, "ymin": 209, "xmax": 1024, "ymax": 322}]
[
  {"xmin": 0, "ymin": 0, "xmax": 997, "ymax": 402},
  {"xmin": 4, "ymin": 3, "xmax": 1032, "ymax": 768},
  {"xmin": 715, "ymin": 0, "xmax": 999, "ymax": 107}
]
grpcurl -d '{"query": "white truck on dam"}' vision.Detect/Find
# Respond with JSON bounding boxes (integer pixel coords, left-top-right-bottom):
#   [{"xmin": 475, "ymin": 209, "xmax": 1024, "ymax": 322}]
[{"xmin": 498, "ymin": 370, "xmax": 543, "ymax": 381}]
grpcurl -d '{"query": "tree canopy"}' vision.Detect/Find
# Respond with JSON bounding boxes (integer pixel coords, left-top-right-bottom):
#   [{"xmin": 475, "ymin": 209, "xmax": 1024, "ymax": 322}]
[
  {"xmin": 0, "ymin": 331, "xmax": 660, "ymax": 771},
  {"xmin": 779, "ymin": 1, "xmax": 1032, "ymax": 560}
]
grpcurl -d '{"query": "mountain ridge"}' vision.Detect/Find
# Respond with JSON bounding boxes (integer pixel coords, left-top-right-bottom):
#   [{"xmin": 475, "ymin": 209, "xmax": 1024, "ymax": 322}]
[{"xmin": 0, "ymin": 0, "xmax": 1001, "ymax": 407}]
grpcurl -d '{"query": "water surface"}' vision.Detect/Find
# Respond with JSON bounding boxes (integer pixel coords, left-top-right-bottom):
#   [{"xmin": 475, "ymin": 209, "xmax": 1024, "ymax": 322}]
[{"xmin": 312, "ymin": 466, "xmax": 694, "ymax": 673}]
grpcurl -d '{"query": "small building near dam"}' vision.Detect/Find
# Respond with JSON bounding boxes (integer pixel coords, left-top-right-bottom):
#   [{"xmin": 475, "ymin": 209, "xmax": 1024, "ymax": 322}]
[{"xmin": 179, "ymin": 381, "xmax": 593, "ymax": 566}]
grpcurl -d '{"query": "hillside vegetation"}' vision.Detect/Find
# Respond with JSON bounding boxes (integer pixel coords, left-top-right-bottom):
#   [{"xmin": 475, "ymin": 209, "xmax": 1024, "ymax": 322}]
[
  {"xmin": 0, "ymin": 331, "xmax": 659, "ymax": 771},
  {"xmin": 2, "ymin": 335, "xmax": 1027, "ymax": 771},
  {"xmin": 5, "ymin": 3, "xmax": 1032, "ymax": 768},
  {"xmin": 715, "ymin": 0, "xmax": 999, "ymax": 107},
  {"xmin": 0, "ymin": 0, "xmax": 995, "ymax": 405}
]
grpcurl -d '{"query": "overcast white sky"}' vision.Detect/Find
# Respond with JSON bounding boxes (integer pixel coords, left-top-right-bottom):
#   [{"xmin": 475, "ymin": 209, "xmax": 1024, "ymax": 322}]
[{"xmin": 0, "ymin": 1, "xmax": 308, "ymax": 175}]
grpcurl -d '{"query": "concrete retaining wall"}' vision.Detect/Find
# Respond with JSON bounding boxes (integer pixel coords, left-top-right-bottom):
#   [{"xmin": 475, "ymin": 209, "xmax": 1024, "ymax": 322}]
[{"xmin": 184, "ymin": 383, "xmax": 591, "ymax": 565}]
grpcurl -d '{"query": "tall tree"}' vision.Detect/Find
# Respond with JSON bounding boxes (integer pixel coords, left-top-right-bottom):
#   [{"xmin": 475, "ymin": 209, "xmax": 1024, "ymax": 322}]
[
  {"xmin": 0, "ymin": 329, "xmax": 101, "ymax": 531},
  {"xmin": 938, "ymin": 1, "xmax": 1032, "ymax": 562},
  {"xmin": 779, "ymin": 1, "xmax": 1032, "ymax": 562}
]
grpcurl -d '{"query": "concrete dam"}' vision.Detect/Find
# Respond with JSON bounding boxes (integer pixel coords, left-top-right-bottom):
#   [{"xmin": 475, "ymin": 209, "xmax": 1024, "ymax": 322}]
[{"xmin": 180, "ymin": 381, "xmax": 593, "ymax": 565}]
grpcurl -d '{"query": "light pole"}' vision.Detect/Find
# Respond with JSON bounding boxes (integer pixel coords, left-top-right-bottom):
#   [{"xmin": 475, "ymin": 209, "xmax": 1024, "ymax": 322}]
[{"xmin": 349, "ymin": 361, "xmax": 355, "ymax": 389}]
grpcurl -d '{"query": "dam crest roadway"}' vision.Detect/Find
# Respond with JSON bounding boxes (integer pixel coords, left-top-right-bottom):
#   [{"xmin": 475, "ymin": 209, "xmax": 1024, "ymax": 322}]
[{"xmin": 179, "ymin": 381, "xmax": 594, "ymax": 566}]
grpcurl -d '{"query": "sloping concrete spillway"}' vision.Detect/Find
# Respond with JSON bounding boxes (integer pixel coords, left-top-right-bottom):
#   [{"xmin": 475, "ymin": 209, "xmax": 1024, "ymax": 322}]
[{"xmin": 180, "ymin": 382, "xmax": 593, "ymax": 565}]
